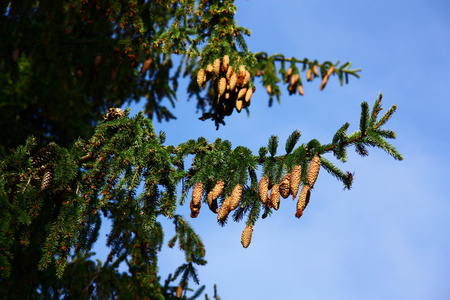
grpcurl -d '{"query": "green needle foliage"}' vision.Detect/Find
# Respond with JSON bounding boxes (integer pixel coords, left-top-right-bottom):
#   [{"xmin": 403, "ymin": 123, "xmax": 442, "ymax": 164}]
[{"xmin": 0, "ymin": 0, "xmax": 401, "ymax": 299}]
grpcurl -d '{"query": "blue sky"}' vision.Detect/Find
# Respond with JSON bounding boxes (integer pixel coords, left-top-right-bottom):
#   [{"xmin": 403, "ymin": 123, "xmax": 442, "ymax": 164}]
[{"xmin": 95, "ymin": 1, "xmax": 450, "ymax": 299}]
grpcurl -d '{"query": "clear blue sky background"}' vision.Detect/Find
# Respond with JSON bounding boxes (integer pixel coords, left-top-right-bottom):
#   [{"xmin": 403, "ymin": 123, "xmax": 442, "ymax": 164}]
[{"xmin": 95, "ymin": 1, "xmax": 450, "ymax": 299}]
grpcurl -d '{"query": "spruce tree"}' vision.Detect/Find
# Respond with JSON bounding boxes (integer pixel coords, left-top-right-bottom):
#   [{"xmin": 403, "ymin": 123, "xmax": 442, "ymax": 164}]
[{"xmin": 0, "ymin": 1, "xmax": 402, "ymax": 299}]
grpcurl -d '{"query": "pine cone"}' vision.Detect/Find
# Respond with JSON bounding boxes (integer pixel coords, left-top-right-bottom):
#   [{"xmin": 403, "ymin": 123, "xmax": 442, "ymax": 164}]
[
  {"xmin": 229, "ymin": 73, "xmax": 237, "ymax": 91},
  {"xmin": 243, "ymin": 70, "xmax": 251, "ymax": 87},
  {"xmin": 104, "ymin": 107, "xmax": 125, "ymax": 121},
  {"xmin": 206, "ymin": 63, "xmax": 214, "ymax": 75},
  {"xmin": 235, "ymin": 99, "xmax": 244, "ymax": 113},
  {"xmin": 207, "ymin": 180, "xmax": 224, "ymax": 213},
  {"xmin": 279, "ymin": 174, "xmax": 291, "ymax": 199},
  {"xmin": 226, "ymin": 66, "xmax": 234, "ymax": 81},
  {"xmin": 213, "ymin": 58, "xmax": 221, "ymax": 77},
  {"xmin": 306, "ymin": 68, "xmax": 312, "ymax": 81},
  {"xmin": 237, "ymin": 87, "xmax": 247, "ymax": 100},
  {"xmin": 297, "ymin": 84, "xmax": 304, "ymax": 96},
  {"xmin": 290, "ymin": 165, "xmax": 302, "ymax": 199},
  {"xmin": 222, "ymin": 55, "xmax": 230, "ymax": 73},
  {"xmin": 32, "ymin": 144, "xmax": 55, "ymax": 168},
  {"xmin": 295, "ymin": 185, "xmax": 311, "ymax": 218},
  {"xmin": 266, "ymin": 85, "xmax": 272, "ymax": 95},
  {"xmin": 229, "ymin": 184, "xmax": 243, "ymax": 211},
  {"xmin": 258, "ymin": 176, "xmax": 269, "ymax": 205},
  {"xmin": 269, "ymin": 183, "xmax": 280, "ymax": 210},
  {"xmin": 141, "ymin": 58, "xmax": 153, "ymax": 74},
  {"xmin": 313, "ymin": 65, "xmax": 319, "ymax": 76},
  {"xmin": 218, "ymin": 77, "xmax": 227, "ymax": 96},
  {"xmin": 176, "ymin": 285, "xmax": 183, "ymax": 298},
  {"xmin": 307, "ymin": 155, "xmax": 321, "ymax": 188},
  {"xmin": 244, "ymin": 87, "xmax": 254, "ymax": 106},
  {"xmin": 192, "ymin": 182, "xmax": 203, "ymax": 207},
  {"xmin": 40, "ymin": 166, "xmax": 54, "ymax": 191},
  {"xmin": 217, "ymin": 197, "xmax": 231, "ymax": 221},
  {"xmin": 241, "ymin": 225, "xmax": 253, "ymax": 248},
  {"xmin": 197, "ymin": 68, "xmax": 206, "ymax": 87},
  {"xmin": 290, "ymin": 73, "xmax": 299, "ymax": 87}
]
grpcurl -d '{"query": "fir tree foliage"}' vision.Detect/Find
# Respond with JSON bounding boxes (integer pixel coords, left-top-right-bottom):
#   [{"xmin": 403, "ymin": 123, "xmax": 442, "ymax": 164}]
[{"xmin": 1, "ymin": 0, "xmax": 402, "ymax": 298}]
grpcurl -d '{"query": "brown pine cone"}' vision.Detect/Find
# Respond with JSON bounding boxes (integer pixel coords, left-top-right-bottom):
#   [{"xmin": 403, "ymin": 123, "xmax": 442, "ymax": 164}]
[
  {"xmin": 279, "ymin": 174, "xmax": 291, "ymax": 199},
  {"xmin": 229, "ymin": 184, "xmax": 243, "ymax": 211},
  {"xmin": 306, "ymin": 68, "xmax": 312, "ymax": 81},
  {"xmin": 229, "ymin": 73, "xmax": 237, "ymax": 91},
  {"xmin": 222, "ymin": 55, "xmax": 230, "ymax": 73},
  {"xmin": 141, "ymin": 58, "xmax": 153, "ymax": 74},
  {"xmin": 213, "ymin": 58, "xmax": 221, "ymax": 77},
  {"xmin": 207, "ymin": 180, "xmax": 224, "ymax": 213},
  {"xmin": 218, "ymin": 77, "xmax": 227, "ymax": 96},
  {"xmin": 192, "ymin": 182, "xmax": 203, "ymax": 207},
  {"xmin": 258, "ymin": 176, "xmax": 269, "ymax": 206},
  {"xmin": 241, "ymin": 225, "xmax": 254, "ymax": 248},
  {"xmin": 197, "ymin": 68, "xmax": 206, "ymax": 87},
  {"xmin": 295, "ymin": 185, "xmax": 311, "ymax": 218},
  {"xmin": 217, "ymin": 197, "xmax": 231, "ymax": 221},
  {"xmin": 290, "ymin": 165, "xmax": 302, "ymax": 199},
  {"xmin": 307, "ymin": 155, "xmax": 321, "ymax": 188},
  {"xmin": 269, "ymin": 183, "xmax": 280, "ymax": 210}
]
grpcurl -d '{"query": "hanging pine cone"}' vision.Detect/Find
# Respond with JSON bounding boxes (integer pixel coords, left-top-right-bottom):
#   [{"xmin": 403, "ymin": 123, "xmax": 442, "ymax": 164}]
[
  {"xmin": 207, "ymin": 180, "xmax": 224, "ymax": 213},
  {"xmin": 306, "ymin": 68, "xmax": 313, "ymax": 81},
  {"xmin": 279, "ymin": 174, "xmax": 291, "ymax": 199},
  {"xmin": 229, "ymin": 184, "xmax": 243, "ymax": 211},
  {"xmin": 141, "ymin": 58, "xmax": 153, "ymax": 74},
  {"xmin": 213, "ymin": 58, "xmax": 221, "ymax": 77},
  {"xmin": 313, "ymin": 65, "xmax": 319, "ymax": 76},
  {"xmin": 290, "ymin": 165, "xmax": 302, "ymax": 199},
  {"xmin": 244, "ymin": 87, "xmax": 254, "ymax": 106},
  {"xmin": 197, "ymin": 68, "xmax": 206, "ymax": 87},
  {"xmin": 307, "ymin": 155, "xmax": 321, "ymax": 188},
  {"xmin": 104, "ymin": 107, "xmax": 125, "ymax": 121},
  {"xmin": 32, "ymin": 144, "xmax": 55, "ymax": 168},
  {"xmin": 190, "ymin": 200, "xmax": 200, "ymax": 218},
  {"xmin": 40, "ymin": 165, "xmax": 54, "ymax": 191},
  {"xmin": 241, "ymin": 225, "xmax": 253, "ymax": 248},
  {"xmin": 258, "ymin": 176, "xmax": 269, "ymax": 206},
  {"xmin": 218, "ymin": 77, "xmax": 227, "ymax": 96},
  {"xmin": 269, "ymin": 183, "xmax": 280, "ymax": 210},
  {"xmin": 229, "ymin": 73, "xmax": 237, "ymax": 91},
  {"xmin": 176, "ymin": 285, "xmax": 183, "ymax": 298},
  {"xmin": 295, "ymin": 185, "xmax": 311, "ymax": 218},
  {"xmin": 222, "ymin": 55, "xmax": 230, "ymax": 73},
  {"xmin": 192, "ymin": 182, "xmax": 203, "ymax": 207},
  {"xmin": 217, "ymin": 197, "xmax": 231, "ymax": 222}
]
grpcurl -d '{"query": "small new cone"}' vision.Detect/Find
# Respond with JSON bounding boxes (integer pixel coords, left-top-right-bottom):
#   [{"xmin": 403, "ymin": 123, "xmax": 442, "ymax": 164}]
[
  {"xmin": 266, "ymin": 85, "xmax": 272, "ymax": 95},
  {"xmin": 307, "ymin": 155, "xmax": 321, "ymax": 188},
  {"xmin": 313, "ymin": 65, "xmax": 319, "ymax": 76},
  {"xmin": 217, "ymin": 197, "xmax": 231, "ymax": 222},
  {"xmin": 258, "ymin": 176, "xmax": 269, "ymax": 206},
  {"xmin": 297, "ymin": 84, "xmax": 304, "ymax": 96},
  {"xmin": 279, "ymin": 174, "xmax": 291, "ymax": 199},
  {"xmin": 241, "ymin": 225, "xmax": 253, "ymax": 248},
  {"xmin": 192, "ymin": 182, "xmax": 203, "ymax": 207},
  {"xmin": 229, "ymin": 184, "xmax": 243, "ymax": 211},
  {"xmin": 295, "ymin": 185, "xmax": 311, "ymax": 218},
  {"xmin": 290, "ymin": 165, "xmax": 302, "ymax": 199},
  {"xmin": 269, "ymin": 184, "xmax": 280, "ymax": 210}
]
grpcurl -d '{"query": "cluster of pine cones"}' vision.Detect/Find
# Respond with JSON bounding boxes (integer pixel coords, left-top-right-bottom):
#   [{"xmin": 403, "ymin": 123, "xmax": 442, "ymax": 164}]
[
  {"xmin": 197, "ymin": 55, "xmax": 255, "ymax": 115},
  {"xmin": 189, "ymin": 155, "xmax": 321, "ymax": 248}
]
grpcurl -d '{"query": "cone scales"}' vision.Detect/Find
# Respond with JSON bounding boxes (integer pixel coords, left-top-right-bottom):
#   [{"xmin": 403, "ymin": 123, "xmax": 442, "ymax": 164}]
[
  {"xmin": 241, "ymin": 225, "xmax": 253, "ymax": 248},
  {"xmin": 258, "ymin": 176, "xmax": 269, "ymax": 205}
]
